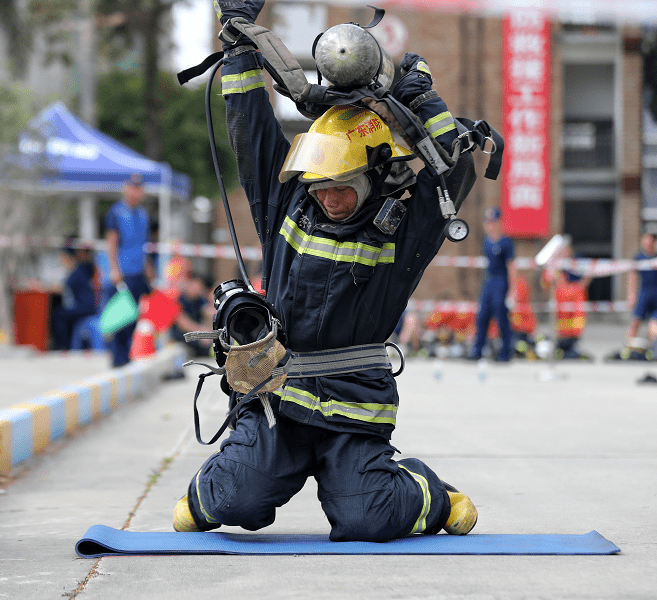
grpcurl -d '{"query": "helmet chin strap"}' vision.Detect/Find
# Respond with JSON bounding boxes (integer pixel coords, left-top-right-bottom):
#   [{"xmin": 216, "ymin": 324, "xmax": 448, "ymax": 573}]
[{"xmin": 307, "ymin": 173, "xmax": 372, "ymax": 222}]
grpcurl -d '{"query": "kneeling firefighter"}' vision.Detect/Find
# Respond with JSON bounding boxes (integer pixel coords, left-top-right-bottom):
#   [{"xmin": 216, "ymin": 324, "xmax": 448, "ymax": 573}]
[{"xmin": 174, "ymin": 0, "xmax": 500, "ymax": 541}]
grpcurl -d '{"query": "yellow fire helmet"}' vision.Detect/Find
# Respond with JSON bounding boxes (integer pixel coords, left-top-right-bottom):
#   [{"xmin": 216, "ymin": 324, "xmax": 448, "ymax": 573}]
[{"xmin": 279, "ymin": 106, "xmax": 412, "ymax": 184}]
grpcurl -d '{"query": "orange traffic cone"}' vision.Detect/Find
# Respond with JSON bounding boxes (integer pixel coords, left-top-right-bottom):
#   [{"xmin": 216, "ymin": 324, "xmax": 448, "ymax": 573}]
[{"xmin": 130, "ymin": 318, "xmax": 156, "ymax": 359}]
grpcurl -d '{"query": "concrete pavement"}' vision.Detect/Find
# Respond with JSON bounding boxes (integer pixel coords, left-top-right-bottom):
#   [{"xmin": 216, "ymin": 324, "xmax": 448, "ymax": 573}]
[
  {"xmin": 0, "ymin": 348, "xmax": 110, "ymax": 410},
  {"xmin": 1, "ymin": 321, "xmax": 656, "ymax": 599}
]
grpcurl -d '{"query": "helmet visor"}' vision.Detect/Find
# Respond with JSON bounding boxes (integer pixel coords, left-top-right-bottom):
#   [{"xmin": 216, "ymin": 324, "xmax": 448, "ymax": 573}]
[{"xmin": 279, "ymin": 132, "xmax": 368, "ymax": 183}]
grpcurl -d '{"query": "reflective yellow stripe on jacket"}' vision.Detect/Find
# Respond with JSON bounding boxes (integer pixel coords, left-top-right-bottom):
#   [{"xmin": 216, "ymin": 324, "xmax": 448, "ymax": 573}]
[
  {"xmin": 424, "ymin": 111, "xmax": 456, "ymax": 139},
  {"xmin": 280, "ymin": 386, "xmax": 397, "ymax": 424},
  {"xmin": 221, "ymin": 69, "xmax": 266, "ymax": 95},
  {"xmin": 416, "ymin": 60, "xmax": 431, "ymax": 75},
  {"xmin": 280, "ymin": 216, "xmax": 395, "ymax": 266}
]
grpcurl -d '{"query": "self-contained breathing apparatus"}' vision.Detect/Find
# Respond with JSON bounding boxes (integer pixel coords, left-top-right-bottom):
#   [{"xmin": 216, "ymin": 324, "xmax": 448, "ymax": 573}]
[{"xmin": 177, "ymin": 4, "xmax": 502, "ymax": 444}]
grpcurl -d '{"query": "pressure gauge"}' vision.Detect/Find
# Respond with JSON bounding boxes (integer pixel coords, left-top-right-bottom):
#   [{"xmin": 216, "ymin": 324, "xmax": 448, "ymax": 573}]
[{"xmin": 446, "ymin": 217, "xmax": 469, "ymax": 242}]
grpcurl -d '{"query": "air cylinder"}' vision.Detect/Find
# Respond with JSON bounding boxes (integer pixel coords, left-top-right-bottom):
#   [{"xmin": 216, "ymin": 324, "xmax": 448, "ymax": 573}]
[{"xmin": 314, "ymin": 23, "xmax": 394, "ymax": 90}]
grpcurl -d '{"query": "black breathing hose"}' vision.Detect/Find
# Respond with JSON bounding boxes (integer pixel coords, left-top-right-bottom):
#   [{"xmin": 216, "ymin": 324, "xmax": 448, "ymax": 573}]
[{"xmin": 205, "ymin": 58, "xmax": 255, "ymax": 292}]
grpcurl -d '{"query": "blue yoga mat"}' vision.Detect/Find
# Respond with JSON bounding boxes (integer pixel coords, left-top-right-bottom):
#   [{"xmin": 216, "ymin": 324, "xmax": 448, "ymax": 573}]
[{"xmin": 75, "ymin": 525, "xmax": 620, "ymax": 558}]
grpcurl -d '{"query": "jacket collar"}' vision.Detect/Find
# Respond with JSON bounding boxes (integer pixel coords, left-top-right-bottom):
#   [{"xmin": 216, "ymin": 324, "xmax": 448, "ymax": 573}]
[{"xmin": 307, "ymin": 192, "xmax": 386, "ymax": 239}]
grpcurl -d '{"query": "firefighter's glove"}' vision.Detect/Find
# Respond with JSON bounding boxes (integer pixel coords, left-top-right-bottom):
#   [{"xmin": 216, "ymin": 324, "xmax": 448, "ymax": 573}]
[
  {"xmin": 391, "ymin": 53, "xmax": 434, "ymax": 109},
  {"xmin": 215, "ymin": 0, "xmax": 264, "ymax": 24},
  {"xmin": 391, "ymin": 53, "xmax": 457, "ymax": 152},
  {"xmin": 215, "ymin": 0, "xmax": 264, "ymax": 49}
]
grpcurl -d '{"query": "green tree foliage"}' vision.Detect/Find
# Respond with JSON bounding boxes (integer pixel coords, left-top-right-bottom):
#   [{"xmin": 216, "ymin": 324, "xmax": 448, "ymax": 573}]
[
  {"xmin": 28, "ymin": 0, "xmax": 77, "ymax": 21},
  {"xmin": 0, "ymin": 80, "xmax": 35, "ymax": 144},
  {"xmin": 96, "ymin": 0, "xmax": 188, "ymax": 159},
  {"xmin": 97, "ymin": 70, "xmax": 238, "ymax": 198},
  {"xmin": 27, "ymin": 0, "xmax": 190, "ymax": 160},
  {"xmin": 1, "ymin": 0, "xmax": 33, "ymax": 78},
  {"xmin": 27, "ymin": 0, "xmax": 78, "ymax": 67}
]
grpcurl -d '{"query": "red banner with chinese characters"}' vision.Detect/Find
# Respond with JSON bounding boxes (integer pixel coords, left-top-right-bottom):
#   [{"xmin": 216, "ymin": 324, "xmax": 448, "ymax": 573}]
[{"xmin": 501, "ymin": 12, "xmax": 551, "ymax": 238}]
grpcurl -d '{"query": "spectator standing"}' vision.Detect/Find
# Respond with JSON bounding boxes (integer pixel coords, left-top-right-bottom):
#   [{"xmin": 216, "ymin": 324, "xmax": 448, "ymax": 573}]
[
  {"xmin": 625, "ymin": 232, "xmax": 657, "ymax": 348},
  {"xmin": 105, "ymin": 172, "xmax": 152, "ymax": 367},
  {"xmin": 470, "ymin": 208, "xmax": 517, "ymax": 361}
]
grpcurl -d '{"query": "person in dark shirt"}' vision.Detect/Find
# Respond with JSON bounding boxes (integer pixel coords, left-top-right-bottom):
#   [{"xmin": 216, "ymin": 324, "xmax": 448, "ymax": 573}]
[
  {"xmin": 52, "ymin": 240, "xmax": 97, "ymax": 350},
  {"xmin": 470, "ymin": 208, "xmax": 517, "ymax": 361},
  {"xmin": 625, "ymin": 232, "xmax": 657, "ymax": 347},
  {"xmin": 169, "ymin": 272, "xmax": 214, "ymax": 356}
]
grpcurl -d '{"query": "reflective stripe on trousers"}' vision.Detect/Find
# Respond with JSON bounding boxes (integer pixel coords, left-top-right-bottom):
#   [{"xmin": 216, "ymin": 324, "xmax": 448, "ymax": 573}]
[{"xmin": 279, "ymin": 385, "xmax": 397, "ymax": 425}]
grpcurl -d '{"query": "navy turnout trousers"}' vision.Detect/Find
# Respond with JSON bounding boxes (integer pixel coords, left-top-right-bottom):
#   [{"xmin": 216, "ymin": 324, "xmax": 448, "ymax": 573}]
[
  {"xmin": 186, "ymin": 398, "xmax": 452, "ymax": 542},
  {"xmin": 474, "ymin": 275, "xmax": 512, "ymax": 360}
]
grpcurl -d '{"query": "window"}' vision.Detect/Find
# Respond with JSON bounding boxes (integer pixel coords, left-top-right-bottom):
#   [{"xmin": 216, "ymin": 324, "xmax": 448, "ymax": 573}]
[
  {"xmin": 643, "ymin": 93, "xmax": 657, "ymax": 217},
  {"xmin": 561, "ymin": 23, "xmax": 616, "ymax": 35},
  {"xmin": 563, "ymin": 119, "xmax": 614, "ymax": 168}
]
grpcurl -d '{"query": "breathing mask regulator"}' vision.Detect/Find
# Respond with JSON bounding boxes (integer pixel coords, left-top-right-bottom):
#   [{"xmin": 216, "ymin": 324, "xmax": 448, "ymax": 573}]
[
  {"xmin": 183, "ymin": 278, "xmax": 293, "ymax": 445},
  {"xmin": 209, "ymin": 279, "xmax": 289, "ymax": 395}
]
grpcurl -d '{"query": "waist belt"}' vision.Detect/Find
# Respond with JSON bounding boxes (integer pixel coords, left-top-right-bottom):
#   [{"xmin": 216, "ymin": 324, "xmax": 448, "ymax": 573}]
[
  {"xmin": 287, "ymin": 344, "xmax": 392, "ymax": 378},
  {"xmin": 183, "ymin": 342, "xmax": 402, "ymax": 446}
]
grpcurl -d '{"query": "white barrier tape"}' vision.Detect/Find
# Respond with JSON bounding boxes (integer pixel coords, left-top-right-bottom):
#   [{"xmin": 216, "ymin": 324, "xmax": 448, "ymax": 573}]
[
  {"xmin": 1, "ymin": 235, "xmax": 655, "ymax": 277},
  {"xmin": 0, "ymin": 235, "xmax": 262, "ymax": 261},
  {"xmin": 428, "ymin": 255, "xmax": 654, "ymax": 277},
  {"xmin": 142, "ymin": 242, "xmax": 262, "ymax": 261},
  {"xmin": 407, "ymin": 299, "xmax": 630, "ymax": 314}
]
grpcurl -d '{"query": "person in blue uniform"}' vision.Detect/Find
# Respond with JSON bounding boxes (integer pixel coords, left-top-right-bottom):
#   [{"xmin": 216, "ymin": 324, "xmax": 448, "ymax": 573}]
[
  {"xmin": 52, "ymin": 240, "xmax": 97, "ymax": 350},
  {"xmin": 625, "ymin": 232, "xmax": 657, "ymax": 349},
  {"xmin": 470, "ymin": 208, "xmax": 517, "ymax": 361},
  {"xmin": 105, "ymin": 172, "xmax": 152, "ymax": 367},
  {"xmin": 173, "ymin": 0, "xmax": 478, "ymax": 541}
]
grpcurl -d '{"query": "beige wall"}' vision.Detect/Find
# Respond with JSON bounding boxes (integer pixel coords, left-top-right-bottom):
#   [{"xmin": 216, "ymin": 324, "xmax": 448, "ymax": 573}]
[{"xmin": 620, "ymin": 28, "xmax": 644, "ymax": 263}]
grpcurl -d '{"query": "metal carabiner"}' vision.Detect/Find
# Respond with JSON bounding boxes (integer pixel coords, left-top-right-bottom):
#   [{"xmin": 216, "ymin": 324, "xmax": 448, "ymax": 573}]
[
  {"xmin": 456, "ymin": 131, "xmax": 476, "ymax": 153},
  {"xmin": 385, "ymin": 342, "xmax": 405, "ymax": 377},
  {"xmin": 481, "ymin": 136, "xmax": 497, "ymax": 155}
]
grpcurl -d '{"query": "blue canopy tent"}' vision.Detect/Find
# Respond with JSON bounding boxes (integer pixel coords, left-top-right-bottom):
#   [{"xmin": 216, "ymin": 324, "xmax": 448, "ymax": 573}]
[{"xmin": 6, "ymin": 101, "xmax": 192, "ymax": 256}]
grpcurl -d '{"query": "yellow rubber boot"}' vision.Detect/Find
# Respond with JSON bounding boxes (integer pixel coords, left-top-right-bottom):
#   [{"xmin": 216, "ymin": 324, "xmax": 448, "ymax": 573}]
[
  {"xmin": 444, "ymin": 490, "xmax": 478, "ymax": 535},
  {"xmin": 173, "ymin": 495, "xmax": 200, "ymax": 532}
]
